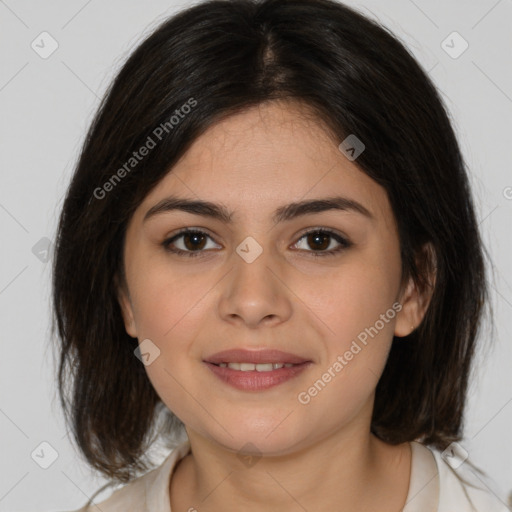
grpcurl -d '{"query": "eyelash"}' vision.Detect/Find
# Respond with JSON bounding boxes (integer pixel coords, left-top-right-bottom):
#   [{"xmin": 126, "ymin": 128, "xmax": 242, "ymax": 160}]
[{"xmin": 162, "ymin": 228, "xmax": 352, "ymax": 258}]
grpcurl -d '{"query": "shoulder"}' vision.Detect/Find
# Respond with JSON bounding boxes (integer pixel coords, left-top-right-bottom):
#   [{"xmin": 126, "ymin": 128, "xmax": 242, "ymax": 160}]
[
  {"xmin": 429, "ymin": 444, "xmax": 510, "ymax": 512},
  {"xmin": 58, "ymin": 473, "xmax": 150, "ymax": 512},
  {"xmin": 59, "ymin": 440, "xmax": 191, "ymax": 512}
]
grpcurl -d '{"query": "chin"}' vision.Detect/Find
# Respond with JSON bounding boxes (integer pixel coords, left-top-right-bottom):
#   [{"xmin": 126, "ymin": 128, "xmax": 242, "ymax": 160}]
[{"xmin": 196, "ymin": 414, "xmax": 309, "ymax": 457}]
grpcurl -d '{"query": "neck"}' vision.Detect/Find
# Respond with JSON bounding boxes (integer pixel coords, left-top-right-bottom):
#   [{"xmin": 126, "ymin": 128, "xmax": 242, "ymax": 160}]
[{"xmin": 170, "ymin": 419, "xmax": 412, "ymax": 512}]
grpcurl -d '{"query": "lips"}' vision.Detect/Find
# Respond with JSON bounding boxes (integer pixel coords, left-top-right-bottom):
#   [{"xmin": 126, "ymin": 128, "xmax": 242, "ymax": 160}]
[
  {"xmin": 204, "ymin": 348, "xmax": 310, "ymax": 366},
  {"xmin": 203, "ymin": 349, "xmax": 312, "ymax": 391}
]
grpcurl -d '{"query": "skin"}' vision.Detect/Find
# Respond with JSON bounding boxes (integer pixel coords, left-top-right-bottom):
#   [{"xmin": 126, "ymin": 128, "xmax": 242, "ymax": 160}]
[{"xmin": 117, "ymin": 99, "xmax": 433, "ymax": 511}]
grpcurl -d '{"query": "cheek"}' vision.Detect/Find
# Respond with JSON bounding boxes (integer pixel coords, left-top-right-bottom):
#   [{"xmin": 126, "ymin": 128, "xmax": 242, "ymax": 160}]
[
  {"xmin": 128, "ymin": 254, "xmax": 211, "ymax": 339},
  {"xmin": 127, "ymin": 269, "xmax": 214, "ymax": 420},
  {"xmin": 294, "ymin": 270, "xmax": 397, "ymax": 428},
  {"xmin": 291, "ymin": 248, "xmax": 401, "ymax": 410},
  {"xmin": 297, "ymin": 255, "xmax": 400, "ymax": 346}
]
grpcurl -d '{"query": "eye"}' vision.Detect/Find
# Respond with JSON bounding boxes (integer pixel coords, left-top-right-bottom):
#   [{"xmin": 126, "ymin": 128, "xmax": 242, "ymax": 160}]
[
  {"xmin": 162, "ymin": 229, "xmax": 221, "ymax": 257},
  {"xmin": 162, "ymin": 227, "xmax": 352, "ymax": 259},
  {"xmin": 292, "ymin": 228, "xmax": 352, "ymax": 257}
]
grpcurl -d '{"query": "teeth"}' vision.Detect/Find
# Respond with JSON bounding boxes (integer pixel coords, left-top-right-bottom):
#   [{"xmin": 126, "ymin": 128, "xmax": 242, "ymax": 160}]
[{"xmin": 219, "ymin": 362, "xmax": 296, "ymax": 371}]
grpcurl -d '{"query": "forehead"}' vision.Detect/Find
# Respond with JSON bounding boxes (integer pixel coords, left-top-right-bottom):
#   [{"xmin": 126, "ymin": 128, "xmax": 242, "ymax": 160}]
[
  {"xmin": 175, "ymin": 100, "xmax": 339, "ymax": 178},
  {"xmin": 136, "ymin": 100, "xmax": 392, "ymax": 225}
]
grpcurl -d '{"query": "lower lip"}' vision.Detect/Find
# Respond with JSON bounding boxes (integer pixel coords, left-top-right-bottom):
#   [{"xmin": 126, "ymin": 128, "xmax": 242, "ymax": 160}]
[{"xmin": 204, "ymin": 362, "xmax": 311, "ymax": 391}]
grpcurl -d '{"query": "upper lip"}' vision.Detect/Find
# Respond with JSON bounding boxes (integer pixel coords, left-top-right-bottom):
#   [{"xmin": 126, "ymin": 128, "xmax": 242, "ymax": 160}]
[{"xmin": 204, "ymin": 349, "xmax": 310, "ymax": 365}]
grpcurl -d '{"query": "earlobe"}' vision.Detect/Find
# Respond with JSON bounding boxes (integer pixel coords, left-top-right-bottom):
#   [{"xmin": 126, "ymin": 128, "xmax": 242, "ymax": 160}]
[
  {"xmin": 394, "ymin": 243, "xmax": 437, "ymax": 338},
  {"xmin": 115, "ymin": 274, "xmax": 138, "ymax": 338},
  {"xmin": 394, "ymin": 277, "xmax": 424, "ymax": 337}
]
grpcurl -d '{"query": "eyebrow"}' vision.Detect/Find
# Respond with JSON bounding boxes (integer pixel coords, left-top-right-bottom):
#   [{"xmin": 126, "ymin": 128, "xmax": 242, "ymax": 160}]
[{"xmin": 143, "ymin": 195, "xmax": 374, "ymax": 224}]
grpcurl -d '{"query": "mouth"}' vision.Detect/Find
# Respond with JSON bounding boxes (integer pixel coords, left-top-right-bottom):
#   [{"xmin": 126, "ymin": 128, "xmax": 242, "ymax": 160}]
[
  {"xmin": 204, "ymin": 348, "xmax": 310, "ymax": 365},
  {"xmin": 203, "ymin": 349, "xmax": 312, "ymax": 391},
  {"xmin": 212, "ymin": 362, "xmax": 297, "ymax": 371}
]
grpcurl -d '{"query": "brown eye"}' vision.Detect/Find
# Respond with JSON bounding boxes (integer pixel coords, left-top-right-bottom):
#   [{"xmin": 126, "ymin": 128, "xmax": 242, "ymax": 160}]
[
  {"xmin": 181, "ymin": 232, "xmax": 207, "ymax": 251},
  {"xmin": 306, "ymin": 232, "xmax": 331, "ymax": 251},
  {"xmin": 162, "ymin": 229, "xmax": 221, "ymax": 257},
  {"xmin": 294, "ymin": 229, "xmax": 351, "ymax": 257}
]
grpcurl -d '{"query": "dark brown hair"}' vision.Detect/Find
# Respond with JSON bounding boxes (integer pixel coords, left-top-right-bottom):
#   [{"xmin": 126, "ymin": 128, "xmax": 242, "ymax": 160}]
[{"xmin": 52, "ymin": 0, "xmax": 488, "ymax": 484}]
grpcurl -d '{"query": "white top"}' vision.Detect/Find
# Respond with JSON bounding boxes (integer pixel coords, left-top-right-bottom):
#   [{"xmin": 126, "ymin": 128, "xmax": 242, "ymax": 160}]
[{"xmin": 62, "ymin": 440, "xmax": 510, "ymax": 512}]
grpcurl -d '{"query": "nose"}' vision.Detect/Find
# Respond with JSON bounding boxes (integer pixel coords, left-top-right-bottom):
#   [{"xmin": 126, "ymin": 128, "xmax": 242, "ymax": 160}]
[{"xmin": 217, "ymin": 242, "xmax": 293, "ymax": 329}]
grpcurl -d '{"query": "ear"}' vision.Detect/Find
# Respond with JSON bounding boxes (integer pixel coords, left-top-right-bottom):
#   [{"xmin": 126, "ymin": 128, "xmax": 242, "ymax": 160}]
[
  {"xmin": 115, "ymin": 272, "xmax": 138, "ymax": 338},
  {"xmin": 394, "ymin": 243, "xmax": 437, "ymax": 337}
]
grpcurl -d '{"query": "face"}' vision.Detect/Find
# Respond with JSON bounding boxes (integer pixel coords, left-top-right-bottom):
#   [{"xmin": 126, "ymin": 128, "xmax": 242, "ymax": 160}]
[{"xmin": 118, "ymin": 100, "xmax": 425, "ymax": 456}]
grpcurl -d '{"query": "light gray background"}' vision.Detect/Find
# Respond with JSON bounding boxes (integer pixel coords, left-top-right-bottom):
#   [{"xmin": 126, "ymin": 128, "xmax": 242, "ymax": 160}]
[{"xmin": 1, "ymin": 0, "xmax": 511, "ymax": 510}]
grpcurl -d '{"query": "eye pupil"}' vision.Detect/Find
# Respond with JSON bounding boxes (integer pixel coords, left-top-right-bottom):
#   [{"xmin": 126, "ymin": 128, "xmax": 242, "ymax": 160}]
[
  {"xmin": 184, "ymin": 232, "xmax": 206, "ymax": 250},
  {"xmin": 308, "ymin": 232, "xmax": 330, "ymax": 251}
]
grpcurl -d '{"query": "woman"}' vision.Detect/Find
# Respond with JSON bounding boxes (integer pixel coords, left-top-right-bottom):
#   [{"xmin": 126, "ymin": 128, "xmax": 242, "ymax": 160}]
[{"xmin": 52, "ymin": 0, "xmax": 509, "ymax": 510}]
